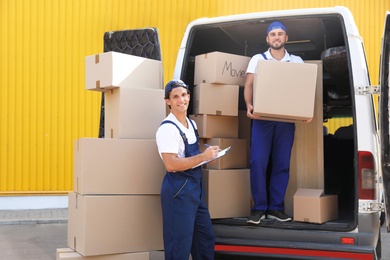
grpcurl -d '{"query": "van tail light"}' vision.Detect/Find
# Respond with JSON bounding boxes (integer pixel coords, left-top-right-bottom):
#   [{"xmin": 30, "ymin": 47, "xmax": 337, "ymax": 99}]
[
  {"xmin": 358, "ymin": 151, "xmax": 376, "ymax": 200},
  {"xmin": 341, "ymin": 237, "xmax": 355, "ymax": 244}
]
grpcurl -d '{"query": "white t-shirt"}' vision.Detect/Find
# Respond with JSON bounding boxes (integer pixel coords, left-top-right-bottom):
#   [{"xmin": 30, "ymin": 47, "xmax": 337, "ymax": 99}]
[
  {"xmin": 155, "ymin": 113, "xmax": 198, "ymax": 159},
  {"xmin": 246, "ymin": 48, "xmax": 304, "ymax": 74}
]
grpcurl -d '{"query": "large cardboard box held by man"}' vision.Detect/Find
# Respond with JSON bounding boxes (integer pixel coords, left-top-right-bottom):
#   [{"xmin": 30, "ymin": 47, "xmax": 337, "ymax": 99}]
[
  {"xmin": 253, "ymin": 60, "xmax": 318, "ymax": 122},
  {"xmin": 67, "ymin": 193, "xmax": 163, "ymax": 256},
  {"xmin": 194, "ymin": 51, "xmax": 250, "ymax": 86},
  {"xmin": 85, "ymin": 51, "xmax": 163, "ymax": 91},
  {"xmin": 293, "ymin": 188, "xmax": 338, "ymax": 224},
  {"xmin": 74, "ymin": 138, "xmax": 165, "ymax": 195}
]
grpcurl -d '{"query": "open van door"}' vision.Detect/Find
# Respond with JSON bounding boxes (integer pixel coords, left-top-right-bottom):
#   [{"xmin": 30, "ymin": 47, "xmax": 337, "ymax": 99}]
[
  {"xmin": 379, "ymin": 12, "xmax": 390, "ymax": 232},
  {"xmin": 98, "ymin": 28, "xmax": 162, "ymax": 137}
]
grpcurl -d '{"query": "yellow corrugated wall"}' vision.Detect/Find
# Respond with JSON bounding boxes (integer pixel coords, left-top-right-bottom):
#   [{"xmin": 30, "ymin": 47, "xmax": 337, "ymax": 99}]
[{"xmin": 0, "ymin": 0, "xmax": 389, "ymax": 193}]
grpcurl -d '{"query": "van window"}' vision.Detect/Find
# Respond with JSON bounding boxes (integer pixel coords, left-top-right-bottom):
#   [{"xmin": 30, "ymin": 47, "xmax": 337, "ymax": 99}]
[{"xmin": 183, "ymin": 16, "xmax": 353, "ymax": 120}]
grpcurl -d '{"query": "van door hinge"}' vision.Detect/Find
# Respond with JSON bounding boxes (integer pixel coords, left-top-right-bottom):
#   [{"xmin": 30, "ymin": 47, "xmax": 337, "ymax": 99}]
[
  {"xmin": 359, "ymin": 201, "xmax": 385, "ymax": 212},
  {"xmin": 356, "ymin": 85, "xmax": 380, "ymax": 95}
]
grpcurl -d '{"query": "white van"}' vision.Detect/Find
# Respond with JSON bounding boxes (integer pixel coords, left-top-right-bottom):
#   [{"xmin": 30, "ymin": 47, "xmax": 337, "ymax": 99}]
[{"xmin": 171, "ymin": 6, "xmax": 389, "ymax": 260}]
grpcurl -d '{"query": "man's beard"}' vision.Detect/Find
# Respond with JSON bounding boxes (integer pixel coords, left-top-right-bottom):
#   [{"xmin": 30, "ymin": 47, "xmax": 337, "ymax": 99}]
[{"xmin": 269, "ymin": 42, "xmax": 285, "ymax": 50}]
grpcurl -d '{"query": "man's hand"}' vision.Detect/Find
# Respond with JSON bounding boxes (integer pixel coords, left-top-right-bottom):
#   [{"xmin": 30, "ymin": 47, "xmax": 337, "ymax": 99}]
[
  {"xmin": 246, "ymin": 104, "xmax": 261, "ymax": 120},
  {"xmin": 202, "ymin": 145, "xmax": 220, "ymax": 161}
]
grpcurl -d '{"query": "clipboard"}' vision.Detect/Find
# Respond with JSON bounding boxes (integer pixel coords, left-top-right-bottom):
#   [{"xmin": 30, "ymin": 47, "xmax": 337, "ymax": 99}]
[{"xmin": 192, "ymin": 146, "xmax": 232, "ymax": 169}]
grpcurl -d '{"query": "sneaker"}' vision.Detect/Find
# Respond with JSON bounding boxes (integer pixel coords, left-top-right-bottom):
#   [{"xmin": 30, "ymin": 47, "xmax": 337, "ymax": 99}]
[
  {"xmin": 267, "ymin": 210, "xmax": 292, "ymax": 222},
  {"xmin": 247, "ymin": 210, "xmax": 266, "ymax": 224}
]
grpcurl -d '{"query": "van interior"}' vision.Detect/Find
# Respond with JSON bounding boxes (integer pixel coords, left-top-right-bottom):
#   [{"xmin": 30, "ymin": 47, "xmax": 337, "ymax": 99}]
[{"xmin": 180, "ymin": 14, "xmax": 357, "ymax": 232}]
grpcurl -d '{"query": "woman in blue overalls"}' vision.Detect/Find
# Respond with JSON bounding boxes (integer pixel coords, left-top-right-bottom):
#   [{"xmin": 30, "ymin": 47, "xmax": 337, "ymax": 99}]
[{"xmin": 156, "ymin": 79, "xmax": 219, "ymax": 260}]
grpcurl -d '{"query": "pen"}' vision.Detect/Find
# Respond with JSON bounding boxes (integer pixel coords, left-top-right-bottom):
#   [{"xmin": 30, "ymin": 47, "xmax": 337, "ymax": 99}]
[{"xmin": 204, "ymin": 144, "xmax": 221, "ymax": 151}]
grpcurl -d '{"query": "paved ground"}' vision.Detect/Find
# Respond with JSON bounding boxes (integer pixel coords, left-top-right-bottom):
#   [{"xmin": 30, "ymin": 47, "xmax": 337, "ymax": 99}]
[
  {"xmin": 0, "ymin": 208, "xmax": 165, "ymax": 260},
  {"xmin": 0, "ymin": 209, "xmax": 388, "ymax": 260},
  {"xmin": 0, "ymin": 223, "xmax": 67, "ymax": 260}
]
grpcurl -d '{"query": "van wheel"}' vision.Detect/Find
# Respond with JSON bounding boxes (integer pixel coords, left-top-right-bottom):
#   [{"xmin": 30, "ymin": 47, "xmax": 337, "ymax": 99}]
[{"xmin": 376, "ymin": 227, "xmax": 382, "ymax": 259}]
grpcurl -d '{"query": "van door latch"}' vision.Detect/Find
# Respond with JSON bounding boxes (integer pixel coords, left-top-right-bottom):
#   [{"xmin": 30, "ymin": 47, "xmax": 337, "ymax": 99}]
[
  {"xmin": 356, "ymin": 85, "xmax": 380, "ymax": 95},
  {"xmin": 359, "ymin": 201, "xmax": 384, "ymax": 212},
  {"xmin": 371, "ymin": 202, "xmax": 385, "ymax": 211}
]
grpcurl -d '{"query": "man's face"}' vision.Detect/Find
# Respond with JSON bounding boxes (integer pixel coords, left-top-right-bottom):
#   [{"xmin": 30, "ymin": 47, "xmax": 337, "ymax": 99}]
[
  {"xmin": 166, "ymin": 87, "xmax": 190, "ymax": 113},
  {"xmin": 266, "ymin": 28, "xmax": 288, "ymax": 50}
]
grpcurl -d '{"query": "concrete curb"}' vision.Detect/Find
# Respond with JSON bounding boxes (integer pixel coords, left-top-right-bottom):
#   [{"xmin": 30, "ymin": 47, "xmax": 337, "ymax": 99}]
[
  {"xmin": 0, "ymin": 208, "xmax": 68, "ymax": 225},
  {"xmin": 0, "ymin": 218, "xmax": 68, "ymax": 225}
]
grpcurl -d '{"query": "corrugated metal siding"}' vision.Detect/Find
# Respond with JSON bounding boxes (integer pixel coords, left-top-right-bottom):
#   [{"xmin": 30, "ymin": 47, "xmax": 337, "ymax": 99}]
[{"xmin": 0, "ymin": 0, "xmax": 388, "ymax": 193}]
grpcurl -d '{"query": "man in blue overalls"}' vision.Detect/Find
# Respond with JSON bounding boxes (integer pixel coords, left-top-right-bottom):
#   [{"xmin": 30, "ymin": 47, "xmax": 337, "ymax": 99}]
[
  {"xmin": 156, "ymin": 79, "xmax": 219, "ymax": 260},
  {"xmin": 244, "ymin": 21, "xmax": 304, "ymax": 224}
]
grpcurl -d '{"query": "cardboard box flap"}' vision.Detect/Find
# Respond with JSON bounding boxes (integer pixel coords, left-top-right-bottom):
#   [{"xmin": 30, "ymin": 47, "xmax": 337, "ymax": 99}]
[
  {"xmin": 294, "ymin": 188, "xmax": 338, "ymax": 224},
  {"xmin": 294, "ymin": 188, "xmax": 324, "ymax": 198}
]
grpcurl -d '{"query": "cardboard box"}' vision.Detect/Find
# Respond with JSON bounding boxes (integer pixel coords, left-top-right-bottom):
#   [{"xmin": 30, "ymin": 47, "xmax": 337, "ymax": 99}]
[
  {"xmin": 104, "ymin": 88, "xmax": 166, "ymax": 139},
  {"xmin": 205, "ymin": 138, "xmax": 247, "ymax": 169},
  {"xmin": 57, "ymin": 248, "xmax": 75, "ymax": 258},
  {"xmin": 56, "ymin": 248, "xmax": 149, "ymax": 260},
  {"xmin": 203, "ymin": 169, "xmax": 251, "ymax": 218},
  {"xmin": 253, "ymin": 60, "xmax": 317, "ymax": 122},
  {"xmin": 194, "ymin": 51, "xmax": 250, "ymax": 86},
  {"xmin": 293, "ymin": 188, "xmax": 338, "ymax": 224},
  {"xmin": 193, "ymin": 83, "xmax": 239, "ymax": 116},
  {"xmin": 67, "ymin": 193, "xmax": 163, "ymax": 256},
  {"xmin": 85, "ymin": 51, "xmax": 163, "ymax": 91},
  {"xmin": 189, "ymin": 114, "xmax": 239, "ymax": 138},
  {"xmin": 74, "ymin": 138, "xmax": 165, "ymax": 195}
]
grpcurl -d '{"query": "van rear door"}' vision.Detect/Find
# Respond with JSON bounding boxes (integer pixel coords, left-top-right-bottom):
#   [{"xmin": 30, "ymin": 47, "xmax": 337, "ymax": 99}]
[{"xmin": 379, "ymin": 12, "xmax": 390, "ymax": 231}]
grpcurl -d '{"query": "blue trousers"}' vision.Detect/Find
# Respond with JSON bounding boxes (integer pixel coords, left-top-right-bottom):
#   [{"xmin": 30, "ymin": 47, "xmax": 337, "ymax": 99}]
[
  {"xmin": 250, "ymin": 120, "xmax": 295, "ymax": 211},
  {"xmin": 161, "ymin": 172, "xmax": 215, "ymax": 260}
]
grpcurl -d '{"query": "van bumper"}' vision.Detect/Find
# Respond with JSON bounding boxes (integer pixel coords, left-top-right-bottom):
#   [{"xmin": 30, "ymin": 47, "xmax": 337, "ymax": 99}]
[
  {"xmin": 212, "ymin": 213, "xmax": 380, "ymax": 260},
  {"xmin": 214, "ymin": 239, "xmax": 376, "ymax": 260}
]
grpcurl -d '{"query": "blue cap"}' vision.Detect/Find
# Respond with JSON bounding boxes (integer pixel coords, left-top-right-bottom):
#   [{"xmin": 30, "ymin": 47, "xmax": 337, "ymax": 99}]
[
  {"xmin": 267, "ymin": 21, "xmax": 287, "ymax": 35},
  {"xmin": 164, "ymin": 79, "xmax": 188, "ymax": 96}
]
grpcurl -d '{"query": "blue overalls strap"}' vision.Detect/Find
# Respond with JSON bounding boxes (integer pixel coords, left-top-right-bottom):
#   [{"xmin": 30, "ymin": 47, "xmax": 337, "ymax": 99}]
[
  {"xmin": 160, "ymin": 119, "xmax": 202, "ymax": 177},
  {"xmin": 160, "ymin": 120, "xmax": 199, "ymax": 144},
  {"xmin": 160, "ymin": 120, "xmax": 188, "ymax": 143}
]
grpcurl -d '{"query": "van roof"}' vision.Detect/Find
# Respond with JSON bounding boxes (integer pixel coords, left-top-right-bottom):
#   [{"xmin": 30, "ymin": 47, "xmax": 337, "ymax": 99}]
[
  {"xmin": 180, "ymin": 6, "xmax": 361, "ymax": 53},
  {"xmin": 185, "ymin": 6, "xmax": 354, "ymax": 27}
]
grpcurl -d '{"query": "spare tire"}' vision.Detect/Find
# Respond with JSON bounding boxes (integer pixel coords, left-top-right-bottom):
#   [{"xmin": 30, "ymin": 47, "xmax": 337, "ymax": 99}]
[{"xmin": 321, "ymin": 46, "xmax": 350, "ymax": 99}]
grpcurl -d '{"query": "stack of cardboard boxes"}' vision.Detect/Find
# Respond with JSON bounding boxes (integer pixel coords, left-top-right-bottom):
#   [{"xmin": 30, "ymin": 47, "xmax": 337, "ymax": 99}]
[
  {"xmin": 56, "ymin": 49, "xmax": 336, "ymax": 259},
  {"xmin": 57, "ymin": 51, "xmax": 166, "ymax": 259},
  {"xmin": 192, "ymin": 51, "xmax": 337, "ymax": 224},
  {"xmin": 191, "ymin": 51, "xmax": 252, "ymax": 219}
]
